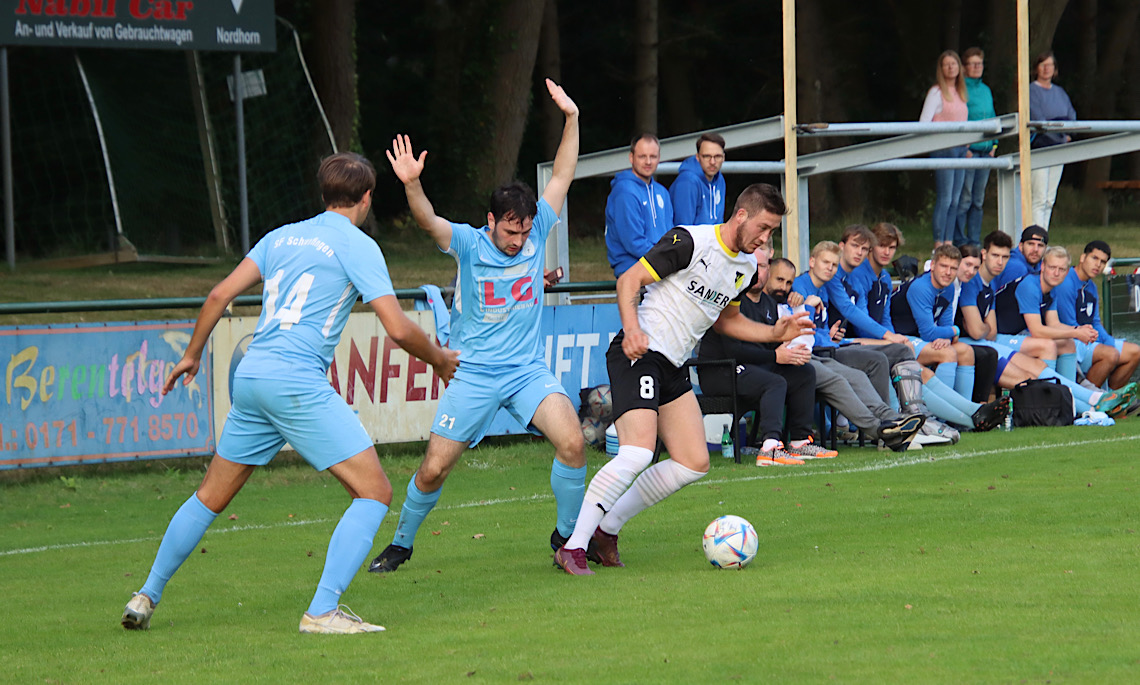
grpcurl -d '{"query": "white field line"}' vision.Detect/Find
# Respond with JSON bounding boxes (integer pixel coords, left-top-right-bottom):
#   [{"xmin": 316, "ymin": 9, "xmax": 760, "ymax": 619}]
[{"xmin": 4, "ymin": 434, "xmax": 1136, "ymax": 558}]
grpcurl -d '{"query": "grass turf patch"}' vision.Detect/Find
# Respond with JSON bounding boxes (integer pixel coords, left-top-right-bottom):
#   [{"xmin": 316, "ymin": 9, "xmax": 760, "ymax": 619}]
[{"xmin": 3, "ymin": 425, "xmax": 1140, "ymax": 683}]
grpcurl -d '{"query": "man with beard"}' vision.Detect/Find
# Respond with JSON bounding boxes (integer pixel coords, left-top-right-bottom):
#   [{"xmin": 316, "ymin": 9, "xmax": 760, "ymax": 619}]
[
  {"xmin": 696, "ymin": 246, "xmax": 833, "ymax": 466},
  {"xmin": 770, "ymin": 253, "xmax": 925, "ymax": 451}
]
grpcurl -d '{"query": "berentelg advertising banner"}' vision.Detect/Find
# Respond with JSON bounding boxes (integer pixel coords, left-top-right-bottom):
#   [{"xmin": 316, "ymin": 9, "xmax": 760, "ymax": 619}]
[
  {"xmin": 0, "ymin": 321, "xmax": 215, "ymax": 469},
  {"xmin": 2, "ymin": 0, "xmax": 276, "ymax": 52}
]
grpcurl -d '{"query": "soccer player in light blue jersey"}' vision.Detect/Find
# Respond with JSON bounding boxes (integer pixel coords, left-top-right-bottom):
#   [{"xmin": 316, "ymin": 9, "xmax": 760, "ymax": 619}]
[
  {"xmin": 369, "ymin": 79, "xmax": 586, "ymax": 574},
  {"xmin": 121, "ymin": 153, "xmax": 460, "ymax": 635},
  {"xmin": 1052, "ymin": 241, "xmax": 1140, "ymax": 390}
]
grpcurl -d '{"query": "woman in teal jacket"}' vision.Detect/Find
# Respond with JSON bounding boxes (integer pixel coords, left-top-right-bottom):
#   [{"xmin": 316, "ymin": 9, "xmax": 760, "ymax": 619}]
[{"xmin": 954, "ymin": 47, "xmax": 997, "ymax": 247}]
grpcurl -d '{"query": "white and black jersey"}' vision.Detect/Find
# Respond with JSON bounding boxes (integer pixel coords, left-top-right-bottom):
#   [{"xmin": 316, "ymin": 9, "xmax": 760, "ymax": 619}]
[{"xmin": 636, "ymin": 225, "xmax": 759, "ymax": 367}]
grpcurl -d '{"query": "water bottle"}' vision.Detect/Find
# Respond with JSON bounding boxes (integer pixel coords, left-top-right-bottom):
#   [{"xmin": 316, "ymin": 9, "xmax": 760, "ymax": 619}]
[
  {"xmin": 1003, "ymin": 389, "xmax": 1013, "ymax": 431},
  {"xmin": 721, "ymin": 423, "xmax": 734, "ymax": 459}
]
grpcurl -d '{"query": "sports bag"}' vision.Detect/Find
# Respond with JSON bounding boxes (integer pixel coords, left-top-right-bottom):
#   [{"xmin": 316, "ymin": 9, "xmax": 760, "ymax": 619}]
[{"xmin": 1010, "ymin": 378, "xmax": 1074, "ymax": 427}]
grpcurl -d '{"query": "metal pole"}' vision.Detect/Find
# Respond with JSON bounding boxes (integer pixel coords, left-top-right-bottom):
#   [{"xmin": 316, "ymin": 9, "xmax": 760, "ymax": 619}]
[
  {"xmin": 1017, "ymin": 0, "xmax": 1033, "ymax": 229},
  {"xmin": 1, "ymin": 48, "xmax": 13, "ymax": 270},
  {"xmin": 235, "ymin": 55, "xmax": 249, "ymax": 255}
]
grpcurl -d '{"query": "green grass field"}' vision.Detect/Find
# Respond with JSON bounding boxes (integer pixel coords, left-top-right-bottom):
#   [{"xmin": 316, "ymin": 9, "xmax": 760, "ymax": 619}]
[{"xmin": 4, "ymin": 425, "xmax": 1140, "ymax": 684}]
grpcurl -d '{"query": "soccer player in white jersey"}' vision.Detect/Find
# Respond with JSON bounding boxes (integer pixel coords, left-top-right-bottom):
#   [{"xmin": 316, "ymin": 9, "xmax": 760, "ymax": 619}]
[
  {"xmin": 121, "ymin": 153, "xmax": 459, "ymax": 635},
  {"xmin": 368, "ymin": 79, "xmax": 587, "ymax": 573},
  {"xmin": 554, "ymin": 184, "xmax": 813, "ymax": 575}
]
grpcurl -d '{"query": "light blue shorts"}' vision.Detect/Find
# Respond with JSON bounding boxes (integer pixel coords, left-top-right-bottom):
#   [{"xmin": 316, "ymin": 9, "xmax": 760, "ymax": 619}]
[
  {"xmin": 217, "ymin": 377, "xmax": 372, "ymax": 471},
  {"xmin": 905, "ymin": 336, "xmax": 928, "ymax": 358},
  {"xmin": 433, "ymin": 361, "xmax": 567, "ymax": 446},
  {"xmin": 961, "ymin": 337, "xmax": 1017, "ymax": 358},
  {"xmin": 994, "ymin": 334, "xmax": 1027, "ymax": 352},
  {"xmin": 1077, "ymin": 339, "xmax": 1125, "ymax": 374}
]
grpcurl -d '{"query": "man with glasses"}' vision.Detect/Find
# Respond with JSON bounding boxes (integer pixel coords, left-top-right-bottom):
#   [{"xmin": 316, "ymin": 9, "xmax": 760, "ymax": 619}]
[{"xmin": 670, "ymin": 133, "xmax": 727, "ymax": 226}]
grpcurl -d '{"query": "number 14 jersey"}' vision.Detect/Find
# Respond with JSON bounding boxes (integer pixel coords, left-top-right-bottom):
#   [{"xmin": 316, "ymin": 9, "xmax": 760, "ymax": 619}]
[{"xmin": 237, "ymin": 211, "xmax": 395, "ymax": 382}]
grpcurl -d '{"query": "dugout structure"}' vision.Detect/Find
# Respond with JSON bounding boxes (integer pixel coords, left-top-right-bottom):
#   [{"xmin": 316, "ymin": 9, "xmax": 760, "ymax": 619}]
[{"xmin": 1, "ymin": 7, "xmax": 337, "ymax": 267}]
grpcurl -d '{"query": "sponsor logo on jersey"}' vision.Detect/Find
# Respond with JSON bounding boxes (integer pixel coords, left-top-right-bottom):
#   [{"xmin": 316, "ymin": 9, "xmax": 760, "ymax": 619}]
[
  {"xmin": 656, "ymin": 194, "xmax": 665, "ymax": 209},
  {"xmin": 687, "ymin": 280, "xmax": 732, "ymax": 308},
  {"xmin": 734, "ymin": 272, "xmax": 745, "ymax": 290}
]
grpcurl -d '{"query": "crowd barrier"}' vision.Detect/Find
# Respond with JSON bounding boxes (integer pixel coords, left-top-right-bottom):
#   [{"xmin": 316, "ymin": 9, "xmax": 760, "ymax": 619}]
[{"xmin": 1, "ymin": 303, "xmax": 621, "ymax": 470}]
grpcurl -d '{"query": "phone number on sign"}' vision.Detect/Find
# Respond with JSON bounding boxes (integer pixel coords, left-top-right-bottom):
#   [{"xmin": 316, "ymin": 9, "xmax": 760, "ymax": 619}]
[{"xmin": 0, "ymin": 413, "xmax": 201, "ymax": 452}]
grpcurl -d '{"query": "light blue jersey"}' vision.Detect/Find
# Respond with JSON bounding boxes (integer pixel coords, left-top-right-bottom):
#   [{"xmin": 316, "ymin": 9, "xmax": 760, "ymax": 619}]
[
  {"xmin": 237, "ymin": 211, "xmax": 395, "ymax": 383},
  {"xmin": 447, "ymin": 198, "xmax": 558, "ymax": 368}
]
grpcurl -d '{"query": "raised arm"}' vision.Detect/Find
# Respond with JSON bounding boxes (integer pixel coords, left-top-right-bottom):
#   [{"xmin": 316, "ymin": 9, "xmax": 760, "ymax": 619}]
[
  {"xmin": 163, "ymin": 258, "xmax": 262, "ymax": 394},
  {"xmin": 387, "ymin": 134, "xmax": 453, "ymax": 251},
  {"xmin": 540, "ymin": 79, "xmax": 580, "ymax": 215}
]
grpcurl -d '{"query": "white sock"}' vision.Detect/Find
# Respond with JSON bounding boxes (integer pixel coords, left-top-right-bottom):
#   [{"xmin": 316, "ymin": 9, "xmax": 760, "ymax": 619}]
[
  {"xmin": 600, "ymin": 460, "xmax": 705, "ymax": 534},
  {"xmin": 762, "ymin": 438, "xmax": 781, "ymax": 452},
  {"xmin": 565, "ymin": 445, "xmax": 653, "ymax": 550}
]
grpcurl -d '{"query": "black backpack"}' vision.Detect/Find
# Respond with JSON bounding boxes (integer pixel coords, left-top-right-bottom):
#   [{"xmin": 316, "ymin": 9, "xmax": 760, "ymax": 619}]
[{"xmin": 1010, "ymin": 378, "xmax": 1074, "ymax": 427}]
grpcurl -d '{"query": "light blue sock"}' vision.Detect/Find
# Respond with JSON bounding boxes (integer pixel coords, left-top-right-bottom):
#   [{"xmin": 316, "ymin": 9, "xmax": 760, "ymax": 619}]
[
  {"xmin": 551, "ymin": 460, "xmax": 587, "ymax": 538},
  {"xmin": 391, "ymin": 475, "xmax": 442, "ymax": 549},
  {"xmin": 925, "ymin": 376, "xmax": 982, "ymax": 423},
  {"xmin": 307, "ymin": 498, "xmax": 387, "ymax": 616},
  {"xmin": 935, "ymin": 361, "xmax": 957, "ymax": 390},
  {"xmin": 888, "ymin": 384, "xmax": 900, "ymax": 411},
  {"xmin": 1057, "ymin": 353, "xmax": 1077, "ymax": 381},
  {"xmin": 954, "ymin": 364, "xmax": 976, "ymax": 399},
  {"xmin": 139, "ymin": 492, "xmax": 218, "ymax": 604},
  {"xmin": 1045, "ymin": 358, "xmax": 1057, "ymax": 371},
  {"xmin": 922, "ymin": 383, "xmax": 976, "ymax": 426},
  {"xmin": 1037, "ymin": 368, "xmax": 1094, "ymax": 413}
]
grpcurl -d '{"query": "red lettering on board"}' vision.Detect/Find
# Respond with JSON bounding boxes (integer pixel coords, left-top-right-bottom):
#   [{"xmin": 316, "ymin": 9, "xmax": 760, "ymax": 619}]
[{"xmin": 346, "ymin": 337, "xmax": 378, "ymax": 405}]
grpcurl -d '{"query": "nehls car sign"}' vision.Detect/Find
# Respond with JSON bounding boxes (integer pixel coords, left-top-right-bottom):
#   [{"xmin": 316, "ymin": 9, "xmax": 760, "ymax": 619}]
[{"xmin": 1, "ymin": 0, "xmax": 275, "ymax": 52}]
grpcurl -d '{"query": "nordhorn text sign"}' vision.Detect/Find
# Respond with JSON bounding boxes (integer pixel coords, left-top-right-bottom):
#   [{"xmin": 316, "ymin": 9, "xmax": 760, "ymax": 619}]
[{"xmin": 1, "ymin": 0, "xmax": 276, "ymax": 52}]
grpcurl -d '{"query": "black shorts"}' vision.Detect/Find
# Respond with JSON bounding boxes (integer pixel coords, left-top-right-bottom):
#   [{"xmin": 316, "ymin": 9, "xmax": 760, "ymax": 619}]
[{"xmin": 606, "ymin": 331, "xmax": 692, "ymax": 420}]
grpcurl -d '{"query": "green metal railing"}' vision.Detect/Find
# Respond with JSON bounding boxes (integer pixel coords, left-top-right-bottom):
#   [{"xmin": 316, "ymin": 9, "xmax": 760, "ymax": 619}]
[{"xmin": 0, "ymin": 281, "xmax": 619, "ymax": 316}]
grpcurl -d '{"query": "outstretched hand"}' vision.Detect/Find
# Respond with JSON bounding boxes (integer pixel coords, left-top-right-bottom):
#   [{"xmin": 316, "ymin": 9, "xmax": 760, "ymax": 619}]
[
  {"xmin": 386, "ymin": 134, "xmax": 428, "ymax": 185},
  {"xmin": 162, "ymin": 356, "xmax": 200, "ymax": 395},
  {"xmin": 774, "ymin": 310, "xmax": 815, "ymax": 341},
  {"xmin": 545, "ymin": 78, "xmax": 579, "ymax": 118}
]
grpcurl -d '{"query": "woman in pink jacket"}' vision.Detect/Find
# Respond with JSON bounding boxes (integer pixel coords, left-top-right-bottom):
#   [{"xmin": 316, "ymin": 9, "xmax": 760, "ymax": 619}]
[{"xmin": 920, "ymin": 50, "xmax": 969, "ymax": 248}]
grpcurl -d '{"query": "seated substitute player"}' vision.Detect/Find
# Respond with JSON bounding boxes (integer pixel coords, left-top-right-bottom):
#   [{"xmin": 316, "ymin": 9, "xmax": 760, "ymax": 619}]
[
  {"xmin": 994, "ymin": 245, "xmax": 1092, "ymax": 382},
  {"xmin": 369, "ymin": 79, "xmax": 587, "ymax": 574},
  {"xmin": 553, "ymin": 184, "xmax": 815, "ymax": 575},
  {"xmin": 766, "ymin": 257, "xmax": 928, "ymax": 451},
  {"xmin": 992, "ymin": 225, "xmax": 1048, "ymax": 290},
  {"xmin": 1052, "ymin": 240, "xmax": 1140, "ymax": 390},
  {"xmin": 892, "ymin": 245, "xmax": 1011, "ymax": 430},
  {"xmin": 792, "ymin": 241, "xmax": 904, "ymax": 406},
  {"xmin": 696, "ymin": 246, "xmax": 834, "ymax": 466},
  {"xmin": 960, "ymin": 230, "xmax": 1057, "ymax": 362},
  {"xmin": 954, "ymin": 235, "xmax": 1125, "ymax": 417},
  {"xmin": 826, "ymin": 224, "xmax": 916, "ymax": 371},
  {"xmin": 121, "ymin": 152, "xmax": 460, "ymax": 635}
]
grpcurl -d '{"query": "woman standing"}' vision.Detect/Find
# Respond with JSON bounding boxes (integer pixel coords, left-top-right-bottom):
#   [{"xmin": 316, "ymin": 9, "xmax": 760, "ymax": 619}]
[
  {"xmin": 955, "ymin": 47, "xmax": 997, "ymax": 247},
  {"xmin": 920, "ymin": 50, "xmax": 969, "ymax": 248},
  {"xmin": 1029, "ymin": 51, "xmax": 1076, "ymax": 230}
]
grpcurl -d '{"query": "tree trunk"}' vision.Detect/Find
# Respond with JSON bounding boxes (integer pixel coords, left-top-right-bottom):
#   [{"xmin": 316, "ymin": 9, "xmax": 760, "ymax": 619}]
[
  {"xmin": 310, "ymin": 0, "xmax": 358, "ymax": 152},
  {"xmin": 944, "ymin": 0, "xmax": 963, "ymax": 51},
  {"xmin": 469, "ymin": 0, "xmax": 546, "ymax": 198},
  {"xmin": 1029, "ymin": 0, "xmax": 1072, "ymax": 58},
  {"xmin": 538, "ymin": 0, "xmax": 564, "ymax": 159},
  {"xmin": 633, "ymin": 0, "xmax": 659, "ymax": 135},
  {"xmin": 1080, "ymin": 1, "xmax": 1140, "ymax": 195}
]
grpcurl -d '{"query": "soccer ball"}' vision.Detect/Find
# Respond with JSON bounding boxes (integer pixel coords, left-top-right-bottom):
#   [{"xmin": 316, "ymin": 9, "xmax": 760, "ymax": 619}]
[
  {"xmin": 580, "ymin": 416, "xmax": 607, "ymax": 450},
  {"xmin": 702, "ymin": 515, "xmax": 758, "ymax": 569},
  {"xmin": 585, "ymin": 384, "xmax": 613, "ymax": 422}
]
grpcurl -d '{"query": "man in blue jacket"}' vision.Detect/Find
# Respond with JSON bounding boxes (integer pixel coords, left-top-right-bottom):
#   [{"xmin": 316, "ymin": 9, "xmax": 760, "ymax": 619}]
[
  {"xmin": 605, "ymin": 134, "xmax": 674, "ymax": 277},
  {"xmin": 670, "ymin": 133, "xmax": 726, "ymax": 226}
]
